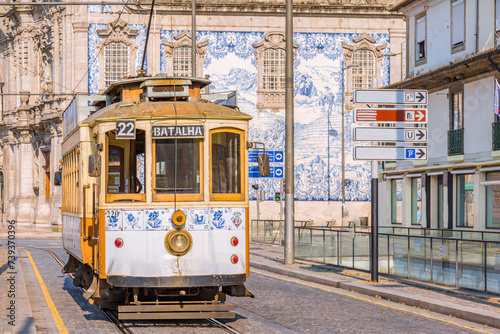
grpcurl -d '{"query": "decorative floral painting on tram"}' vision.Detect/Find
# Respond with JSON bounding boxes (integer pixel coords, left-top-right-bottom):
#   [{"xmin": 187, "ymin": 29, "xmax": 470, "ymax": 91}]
[
  {"xmin": 122, "ymin": 210, "xmax": 144, "ymax": 230},
  {"xmin": 145, "ymin": 209, "xmax": 173, "ymax": 230},
  {"xmin": 186, "ymin": 209, "xmax": 209, "ymax": 231}
]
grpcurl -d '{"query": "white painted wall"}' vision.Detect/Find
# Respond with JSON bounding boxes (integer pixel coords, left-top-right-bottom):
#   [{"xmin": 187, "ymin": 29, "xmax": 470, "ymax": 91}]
[
  {"xmin": 408, "ymin": 0, "xmax": 495, "ymax": 76},
  {"xmin": 427, "ymin": 89, "xmax": 449, "ymax": 162},
  {"xmin": 464, "ymin": 77, "xmax": 495, "ymax": 157}
]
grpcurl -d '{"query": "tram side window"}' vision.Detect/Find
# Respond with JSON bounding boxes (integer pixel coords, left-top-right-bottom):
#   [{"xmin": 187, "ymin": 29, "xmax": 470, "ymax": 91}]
[
  {"xmin": 106, "ymin": 129, "xmax": 146, "ymax": 197},
  {"xmin": 211, "ymin": 131, "xmax": 242, "ymax": 196},
  {"xmin": 155, "ymin": 139, "xmax": 201, "ymax": 194}
]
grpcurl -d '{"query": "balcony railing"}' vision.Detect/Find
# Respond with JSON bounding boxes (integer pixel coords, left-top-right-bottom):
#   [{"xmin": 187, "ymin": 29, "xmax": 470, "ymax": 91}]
[
  {"xmin": 448, "ymin": 128, "xmax": 464, "ymax": 156},
  {"xmin": 492, "ymin": 122, "xmax": 500, "ymax": 151}
]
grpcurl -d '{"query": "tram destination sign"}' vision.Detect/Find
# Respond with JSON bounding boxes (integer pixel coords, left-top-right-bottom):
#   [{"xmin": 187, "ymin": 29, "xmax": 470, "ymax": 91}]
[
  {"xmin": 354, "ymin": 127, "xmax": 427, "ymax": 143},
  {"xmin": 152, "ymin": 125, "xmax": 204, "ymax": 138},
  {"xmin": 353, "ymin": 89, "xmax": 428, "ymax": 105},
  {"xmin": 354, "ymin": 146, "xmax": 427, "ymax": 161},
  {"xmin": 354, "ymin": 108, "xmax": 427, "ymax": 124}
]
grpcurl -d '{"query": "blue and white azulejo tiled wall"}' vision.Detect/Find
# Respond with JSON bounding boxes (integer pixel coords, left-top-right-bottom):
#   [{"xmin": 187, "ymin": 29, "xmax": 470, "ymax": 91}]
[{"xmin": 87, "ymin": 27, "xmax": 390, "ymax": 202}]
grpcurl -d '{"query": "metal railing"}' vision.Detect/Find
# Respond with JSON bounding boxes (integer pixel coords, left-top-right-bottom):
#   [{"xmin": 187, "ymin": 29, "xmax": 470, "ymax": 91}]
[
  {"xmin": 448, "ymin": 128, "xmax": 464, "ymax": 156},
  {"xmin": 492, "ymin": 121, "xmax": 500, "ymax": 151},
  {"xmin": 251, "ymin": 220, "xmax": 314, "ymax": 245},
  {"xmin": 254, "ymin": 224, "xmax": 500, "ymax": 294}
]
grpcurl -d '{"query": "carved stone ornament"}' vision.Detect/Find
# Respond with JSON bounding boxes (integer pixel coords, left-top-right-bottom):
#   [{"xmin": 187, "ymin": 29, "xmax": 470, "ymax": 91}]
[
  {"xmin": 20, "ymin": 91, "xmax": 30, "ymax": 105},
  {"xmin": 341, "ymin": 33, "xmax": 387, "ymax": 60},
  {"xmin": 96, "ymin": 18, "xmax": 139, "ymax": 54},
  {"xmin": 162, "ymin": 30, "xmax": 209, "ymax": 57},
  {"xmin": 253, "ymin": 31, "xmax": 297, "ymax": 58}
]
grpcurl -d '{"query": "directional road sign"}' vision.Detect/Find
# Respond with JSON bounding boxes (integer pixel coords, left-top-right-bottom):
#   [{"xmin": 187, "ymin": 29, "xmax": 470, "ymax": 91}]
[
  {"xmin": 249, "ymin": 166, "xmax": 284, "ymax": 178},
  {"xmin": 354, "ymin": 146, "xmax": 427, "ymax": 161},
  {"xmin": 354, "ymin": 108, "xmax": 427, "ymax": 124},
  {"xmin": 354, "ymin": 127, "xmax": 427, "ymax": 143},
  {"xmin": 353, "ymin": 89, "xmax": 428, "ymax": 105},
  {"xmin": 249, "ymin": 150, "xmax": 284, "ymax": 163}
]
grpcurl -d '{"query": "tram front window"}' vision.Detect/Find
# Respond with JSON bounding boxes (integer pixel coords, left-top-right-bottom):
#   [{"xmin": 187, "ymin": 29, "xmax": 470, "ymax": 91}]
[
  {"xmin": 155, "ymin": 139, "xmax": 201, "ymax": 194},
  {"xmin": 211, "ymin": 131, "xmax": 242, "ymax": 196},
  {"xmin": 106, "ymin": 129, "xmax": 146, "ymax": 199}
]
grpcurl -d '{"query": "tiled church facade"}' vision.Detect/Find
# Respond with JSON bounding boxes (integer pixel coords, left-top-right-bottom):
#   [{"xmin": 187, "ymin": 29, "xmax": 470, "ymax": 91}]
[{"xmin": 0, "ymin": 1, "xmax": 404, "ymax": 229}]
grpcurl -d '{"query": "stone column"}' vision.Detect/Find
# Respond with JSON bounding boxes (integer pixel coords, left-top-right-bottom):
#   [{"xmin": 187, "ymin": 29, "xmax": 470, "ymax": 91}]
[{"xmin": 15, "ymin": 129, "xmax": 36, "ymax": 229}]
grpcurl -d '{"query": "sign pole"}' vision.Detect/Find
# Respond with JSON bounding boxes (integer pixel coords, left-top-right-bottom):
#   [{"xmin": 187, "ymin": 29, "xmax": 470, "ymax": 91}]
[
  {"xmin": 284, "ymin": 0, "xmax": 295, "ymax": 266},
  {"xmin": 370, "ymin": 79, "xmax": 379, "ymax": 282}
]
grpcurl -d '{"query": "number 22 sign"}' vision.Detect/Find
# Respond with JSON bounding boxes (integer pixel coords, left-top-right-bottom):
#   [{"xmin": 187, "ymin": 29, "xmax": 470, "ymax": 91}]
[{"xmin": 116, "ymin": 120, "xmax": 136, "ymax": 139}]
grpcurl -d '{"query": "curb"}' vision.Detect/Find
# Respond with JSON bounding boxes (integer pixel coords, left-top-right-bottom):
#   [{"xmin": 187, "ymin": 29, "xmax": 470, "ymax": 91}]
[{"xmin": 251, "ymin": 261, "xmax": 500, "ymax": 329}]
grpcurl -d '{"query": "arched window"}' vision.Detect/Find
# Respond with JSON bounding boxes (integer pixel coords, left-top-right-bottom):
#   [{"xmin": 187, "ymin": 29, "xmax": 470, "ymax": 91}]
[
  {"xmin": 104, "ymin": 42, "xmax": 129, "ymax": 87},
  {"xmin": 351, "ymin": 49, "xmax": 375, "ymax": 90},
  {"xmin": 173, "ymin": 47, "xmax": 192, "ymax": 77},
  {"xmin": 263, "ymin": 49, "xmax": 285, "ymax": 91}
]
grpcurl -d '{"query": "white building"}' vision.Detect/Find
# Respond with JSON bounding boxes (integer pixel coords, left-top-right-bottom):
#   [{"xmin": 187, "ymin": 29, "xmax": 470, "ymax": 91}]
[{"xmin": 380, "ymin": 0, "xmax": 500, "ymax": 231}]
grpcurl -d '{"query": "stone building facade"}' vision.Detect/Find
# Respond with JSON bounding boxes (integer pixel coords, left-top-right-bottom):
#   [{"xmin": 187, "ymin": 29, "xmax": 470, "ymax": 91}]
[{"xmin": 0, "ymin": 0, "xmax": 404, "ymax": 230}]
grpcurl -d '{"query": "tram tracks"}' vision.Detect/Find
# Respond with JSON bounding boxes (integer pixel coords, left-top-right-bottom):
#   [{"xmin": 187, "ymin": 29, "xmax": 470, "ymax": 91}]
[{"xmin": 32, "ymin": 246, "xmax": 244, "ymax": 334}]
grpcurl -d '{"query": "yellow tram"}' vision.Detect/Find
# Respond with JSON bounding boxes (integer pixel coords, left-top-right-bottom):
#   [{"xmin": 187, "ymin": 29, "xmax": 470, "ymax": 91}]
[{"xmin": 60, "ymin": 75, "xmax": 264, "ymax": 319}]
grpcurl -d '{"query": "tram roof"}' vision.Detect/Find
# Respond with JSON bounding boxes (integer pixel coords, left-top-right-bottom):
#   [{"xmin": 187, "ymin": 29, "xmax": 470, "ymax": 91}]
[{"xmin": 81, "ymin": 99, "xmax": 252, "ymax": 126}]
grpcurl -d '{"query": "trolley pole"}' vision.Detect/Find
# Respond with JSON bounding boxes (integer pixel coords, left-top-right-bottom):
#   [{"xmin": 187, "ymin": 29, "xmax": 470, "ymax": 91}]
[
  {"xmin": 191, "ymin": 0, "xmax": 196, "ymax": 78},
  {"xmin": 370, "ymin": 78, "xmax": 379, "ymax": 282},
  {"xmin": 284, "ymin": 0, "xmax": 295, "ymax": 266}
]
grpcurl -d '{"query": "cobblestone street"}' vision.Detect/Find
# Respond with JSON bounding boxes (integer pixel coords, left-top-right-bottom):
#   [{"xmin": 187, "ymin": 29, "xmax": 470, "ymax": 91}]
[{"xmin": 1, "ymin": 238, "xmax": 498, "ymax": 333}]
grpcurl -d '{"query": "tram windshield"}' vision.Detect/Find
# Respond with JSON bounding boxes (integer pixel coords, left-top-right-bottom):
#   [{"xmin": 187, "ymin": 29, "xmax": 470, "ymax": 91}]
[
  {"xmin": 106, "ymin": 129, "xmax": 146, "ymax": 198},
  {"xmin": 211, "ymin": 131, "xmax": 241, "ymax": 195},
  {"xmin": 154, "ymin": 138, "xmax": 201, "ymax": 194}
]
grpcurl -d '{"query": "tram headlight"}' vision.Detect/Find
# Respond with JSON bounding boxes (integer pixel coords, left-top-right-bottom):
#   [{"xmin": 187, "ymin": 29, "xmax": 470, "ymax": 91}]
[{"xmin": 165, "ymin": 229, "xmax": 193, "ymax": 256}]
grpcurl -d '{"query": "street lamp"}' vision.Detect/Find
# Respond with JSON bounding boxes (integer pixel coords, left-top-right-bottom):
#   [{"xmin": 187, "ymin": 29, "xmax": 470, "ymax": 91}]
[
  {"xmin": 341, "ymin": 61, "xmax": 358, "ymax": 226},
  {"xmin": 384, "ymin": 51, "xmax": 403, "ymax": 81}
]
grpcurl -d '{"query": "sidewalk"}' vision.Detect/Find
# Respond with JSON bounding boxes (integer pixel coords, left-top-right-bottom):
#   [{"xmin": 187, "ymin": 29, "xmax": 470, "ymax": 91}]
[
  {"xmin": 250, "ymin": 242, "xmax": 500, "ymax": 330},
  {"xmin": 0, "ymin": 228, "xmax": 62, "ymax": 240}
]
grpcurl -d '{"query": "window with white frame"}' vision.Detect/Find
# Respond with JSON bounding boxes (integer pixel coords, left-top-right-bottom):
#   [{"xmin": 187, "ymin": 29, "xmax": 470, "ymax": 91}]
[
  {"xmin": 411, "ymin": 178, "xmax": 422, "ymax": 225},
  {"xmin": 391, "ymin": 179, "xmax": 403, "ymax": 224},
  {"xmin": 486, "ymin": 172, "xmax": 500, "ymax": 228},
  {"xmin": 456, "ymin": 174, "xmax": 474, "ymax": 227},
  {"xmin": 263, "ymin": 49, "xmax": 285, "ymax": 91},
  {"xmin": 104, "ymin": 42, "xmax": 129, "ymax": 87},
  {"xmin": 351, "ymin": 49, "xmax": 375, "ymax": 90},
  {"xmin": 173, "ymin": 47, "xmax": 192, "ymax": 77},
  {"xmin": 415, "ymin": 14, "xmax": 426, "ymax": 61},
  {"xmin": 451, "ymin": 0, "xmax": 465, "ymax": 49}
]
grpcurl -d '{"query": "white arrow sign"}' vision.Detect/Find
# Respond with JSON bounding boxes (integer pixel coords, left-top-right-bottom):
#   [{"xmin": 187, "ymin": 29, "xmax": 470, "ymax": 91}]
[
  {"xmin": 354, "ymin": 128, "xmax": 427, "ymax": 143},
  {"xmin": 353, "ymin": 89, "xmax": 428, "ymax": 105},
  {"xmin": 354, "ymin": 146, "xmax": 427, "ymax": 161}
]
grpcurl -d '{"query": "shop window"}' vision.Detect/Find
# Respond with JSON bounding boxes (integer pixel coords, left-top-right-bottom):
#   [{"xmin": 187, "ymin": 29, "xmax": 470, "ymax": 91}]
[
  {"xmin": 486, "ymin": 172, "xmax": 500, "ymax": 228},
  {"xmin": 411, "ymin": 178, "xmax": 422, "ymax": 225},
  {"xmin": 391, "ymin": 179, "xmax": 403, "ymax": 224},
  {"xmin": 456, "ymin": 174, "xmax": 474, "ymax": 227}
]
